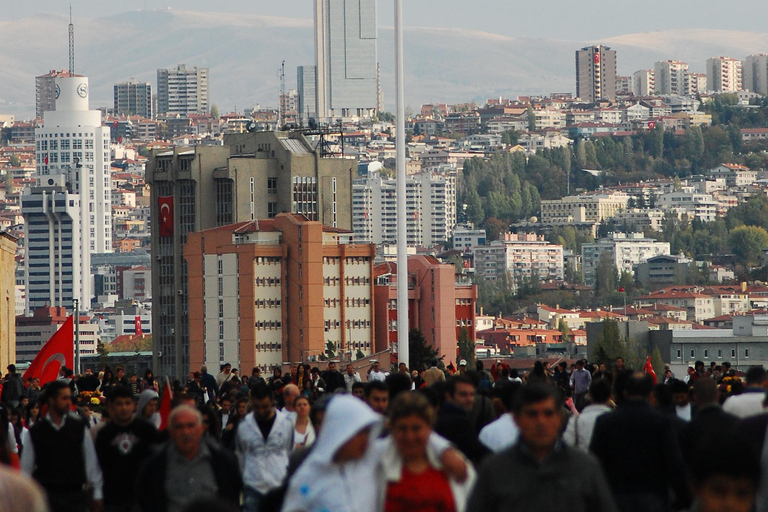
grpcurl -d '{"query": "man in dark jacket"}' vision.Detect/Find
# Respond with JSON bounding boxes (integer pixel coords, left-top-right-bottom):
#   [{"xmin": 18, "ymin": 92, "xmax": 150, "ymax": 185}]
[
  {"xmin": 467, "ymin": 383, "xmax": 617, "ymax": 512},
  {"xmin": 320, "ymin": 362, "xmax": 345, "ymax": 394},
  {"xmin": 591, "ymin": 372, "xmax": 691, "ymax": 512},
  {"xmin": 1, "ymin": 365, "xmax": 25, "ymax": 407},
  {"xmin": 434, "ymin": 375, "xmax": 490, "ymax": 464},
  {"xmin": 136, "ymin": 405, "xmax": 242, "ymax": 512},
  {"xmin": 199, "ymin": 366, "xmax": 219, "ymax": 402},
  {"xmin": 680, "ymin": 377, "xmax": 738, "ymax": 468}
]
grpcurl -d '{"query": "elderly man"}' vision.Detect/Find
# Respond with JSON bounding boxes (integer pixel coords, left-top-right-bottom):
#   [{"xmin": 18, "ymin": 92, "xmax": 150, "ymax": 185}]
[
  {"xmin": 136, "ymin": 405, "xmax": 241, "ymax": 512},
  {"xmin": 280, "ymin": 384, "xmax": 301, "ymax": 422},
  {"xmin": 344, "ymin": 364, "xmax": 362, "ymax": 392}
]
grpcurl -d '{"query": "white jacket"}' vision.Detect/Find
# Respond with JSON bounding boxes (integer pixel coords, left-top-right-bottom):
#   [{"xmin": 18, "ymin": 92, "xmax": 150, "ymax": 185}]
[
  {"xmin": 562, "ymin": 403, "xmax": 612, "ymax": 451},
  {"xmin": 236, "ymin": 409, "xmax": 295, "ymax": 494}
]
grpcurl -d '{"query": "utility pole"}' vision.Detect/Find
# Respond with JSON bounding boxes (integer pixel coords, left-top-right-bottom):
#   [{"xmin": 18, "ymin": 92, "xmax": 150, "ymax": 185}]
[
  {"xmin": 395, "ymin": 0, "xmax": 409, "ymax": 369},
  {"xmin": 74, "ymin": 298, "xmax": 80, "ymax": 373}
]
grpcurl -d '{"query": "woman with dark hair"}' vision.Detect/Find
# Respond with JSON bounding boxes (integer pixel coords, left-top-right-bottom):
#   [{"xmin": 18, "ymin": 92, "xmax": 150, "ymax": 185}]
[
  {"xmin": 140, "ymin": 369, "xmax": 159, "ymax": 392},
  {"xmin": 100, "ymin": 368, "xmax": 118, "ymax": 398},
  {"xmin": 23, "ymin": 402, "xmax": 40, "ymax": 429},
  {"xmin": 293, "ymin": 396, "xmax": 315, "ymax": 449},
  {"xmin": 527, "ymin": 361, "xmax": 553, "ymax": 386}
]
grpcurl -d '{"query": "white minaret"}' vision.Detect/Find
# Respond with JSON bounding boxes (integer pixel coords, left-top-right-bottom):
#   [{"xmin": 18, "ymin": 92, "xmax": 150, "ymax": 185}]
[{"xmin": 25, "ymin": 76, "xmax": 112, "ymax": 313}]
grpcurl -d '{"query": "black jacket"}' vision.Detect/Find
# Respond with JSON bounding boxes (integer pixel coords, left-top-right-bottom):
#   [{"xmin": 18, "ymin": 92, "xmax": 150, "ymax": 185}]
[
  {"xmin": 434, "ymin": 402, "xmax": 490, "ymax": 465},
  {"xmin": 135, "ymin": 439, "xmax": 242, "ymax": 512},
  {"xmin": 680, "ymin": 403, "xmax": 738, "ymax": 468}
]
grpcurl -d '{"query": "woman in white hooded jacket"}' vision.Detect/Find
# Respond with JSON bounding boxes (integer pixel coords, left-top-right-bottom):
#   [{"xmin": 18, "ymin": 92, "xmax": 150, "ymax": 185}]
[{"xmin": 281, "ymin": 394, "xmax": 472, "ymax": 512}]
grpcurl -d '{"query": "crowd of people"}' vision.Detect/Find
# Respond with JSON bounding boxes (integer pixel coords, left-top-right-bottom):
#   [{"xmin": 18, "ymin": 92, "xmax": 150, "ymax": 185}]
[{"xmin": 0, "ymin": 355, "xmax": 767, "ymax": 512}]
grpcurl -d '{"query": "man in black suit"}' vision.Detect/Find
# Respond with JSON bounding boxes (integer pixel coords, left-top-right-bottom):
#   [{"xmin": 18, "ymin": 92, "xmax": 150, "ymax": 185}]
[
  {"xmin": 434, "ymin": 375, "xmax": 490, "ymax": 465},
  {"xmin": 590, "ymin": 372, "xmax": 691, "ymax": 512}
]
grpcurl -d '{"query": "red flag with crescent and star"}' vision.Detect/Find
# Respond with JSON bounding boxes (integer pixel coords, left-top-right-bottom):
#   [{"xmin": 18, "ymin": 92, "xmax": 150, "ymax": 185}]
[
  {"xmin": 135, "ymin": 316, "xmax": 143, "ymax": 336},
  {"xmin": 643, "ymin": 355, "xmax": 657, "ymax": 385},
  {"xmin": 23, "ymin": 315, "xmax": 74, "ymax": 386},
  {"xmin": 158, "ymin": 196, "xmax": 174, "ymax": 237}
]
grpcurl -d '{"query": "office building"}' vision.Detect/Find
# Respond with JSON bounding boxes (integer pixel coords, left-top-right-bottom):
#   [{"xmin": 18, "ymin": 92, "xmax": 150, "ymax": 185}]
[
  {"xmin": 114, "ymin": 80, "xmax": 152, "ymax": 118},
  {"xmin": 185, "ymin": 214, "xmax": 375, "ymax": 370},
  {"xmin": 373, "ymin": 256, "xmax": 477, "ymax": 362},
  {"xmin": 582, "ymin": 232, "xmax": 670, "ymax": 286},
  {"xmin": 24, "ymin": 76, "xmax": 111, "ymax": 313},
  {"xmin": 743, "ymin": 54, "xmax": 768, "ymax": 95},
  {"xmin": 314, "ymin": 0, "xmax": 378, "ymax": 119},
  {"xmin": 35, "ymin": 70, "xmax": 79, "ymax": 119},
  {"xmin": 707, "ymin": 57, "xmax": 742, "ymax": 93},
  {"xmin": 575, "ymin": 45, "xmax": 617, "ymax": 102},
  {"xmin": 16, "ymin": 307, "xmax": 99, "ymax": 364},
  {"xmin": 147, "ymin": 131, "xmax": 355, "ymax": 378},
  {"xmin": 352, "ymin": 170, "xmax": 457, "ymax": 247},
  {"xmin": 654, "ymin": 60, "xmax": 688, "ymax": 96},
  {"xmin": 297, "ymin": 65, "xmax": 318, "ymax": 123},
  {"xmin": 0, "ymin": 231, "xmax": 16, "ymax": 369},
  {"xmin": 474, "ymin": 233, "xmax": 564, "ymax": 284},
  {"xmin": 632, "ymin": 70, "xmax": 655, "ymax": 96},
  {"xmin": 156, "ymin": 64, "xmax": 209, "ymax": 117}
]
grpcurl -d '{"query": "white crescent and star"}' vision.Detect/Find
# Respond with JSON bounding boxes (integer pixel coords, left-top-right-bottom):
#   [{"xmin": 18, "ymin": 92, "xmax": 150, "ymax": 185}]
[{"xmin": 160, "ymin": 203, "xmax": 170, "ymax": 222}]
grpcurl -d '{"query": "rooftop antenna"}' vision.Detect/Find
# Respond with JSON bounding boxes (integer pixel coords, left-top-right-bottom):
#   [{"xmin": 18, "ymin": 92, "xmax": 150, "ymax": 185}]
[
  {"xmin": 68, "ymin": 5, "xmax": 75, "ymax": 75},
  {"xmin": 277, "ymin": 60, "xmax": 286, "ymax": 129}
]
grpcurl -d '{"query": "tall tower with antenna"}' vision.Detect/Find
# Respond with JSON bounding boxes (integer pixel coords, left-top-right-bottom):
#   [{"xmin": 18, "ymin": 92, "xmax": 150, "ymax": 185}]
[
  {"xmin": 69, "ymin": 5, "xmax": 75, "ymax": 75},
  {"xmin": 278, "ymin": 60, "xmax": 286, "ymax": 128}
]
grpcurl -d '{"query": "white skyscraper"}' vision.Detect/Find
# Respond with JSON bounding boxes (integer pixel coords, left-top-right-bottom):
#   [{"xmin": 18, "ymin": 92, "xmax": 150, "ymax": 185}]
[
  {"xmin": 707, "ymin": 57, "xmax": 742, "ymax": 93},
  {"xmin": 156, "ymin": 64, "xmax": 210, "ymax": 117},
  {"xmin": 24, "ymin": 76, "xmax": 112, "ymax": 313},
  {"xmin": 314, "ymin": 0, "xmax": 378, "ymax": 119}
]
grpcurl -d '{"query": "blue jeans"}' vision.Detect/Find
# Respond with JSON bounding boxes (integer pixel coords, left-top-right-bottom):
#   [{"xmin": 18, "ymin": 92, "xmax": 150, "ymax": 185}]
[{"xmin": 242, "ymin": 488, "xmax": 266, "ymax": 512}]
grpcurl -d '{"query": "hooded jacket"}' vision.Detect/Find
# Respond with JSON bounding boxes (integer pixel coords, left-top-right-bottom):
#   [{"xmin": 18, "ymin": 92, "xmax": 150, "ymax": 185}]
[{"xmin": 135, "ymin": 390, "xmax": 160, "ymax": 429}]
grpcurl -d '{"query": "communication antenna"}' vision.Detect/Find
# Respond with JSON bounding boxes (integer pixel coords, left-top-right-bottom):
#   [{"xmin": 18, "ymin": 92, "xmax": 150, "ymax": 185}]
[
  {"xmin": 69, "ymin": 5, "xmax": 75, "ymax": 75},
  {"xmin": 277, "ymin": 60, "xmax": 286, "ymax": 128}
]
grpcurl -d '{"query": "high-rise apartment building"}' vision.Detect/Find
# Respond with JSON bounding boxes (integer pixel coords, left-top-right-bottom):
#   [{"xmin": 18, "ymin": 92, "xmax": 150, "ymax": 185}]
[
  {"xmin": 156, "ymin": 64, "xmax": 209, "ymax": 117},
  {"xmin": 352, "ymin": 170, "xmax": 457, "ymax": 248},
  {"xmin": 114, "ymin": 80, "xmax": 152, "ymax": 118},
  {"xmin": 707, "ymin": 57, "xmax": 742, "ymax": 93},
  {"xmin": 147, "ymin": 131, "xmax": 355, "ymax": 378},
  {"xmin": 581, "ymin": 232, "xmax": 670, "ymax": 286},
  {"xmin": 654, "ymin": 60, "xmax": 688, "ymax": 96},
  {"xmin": 297, "ymin": 65, "xmax": 318, "ymax": 123},
  {"xmin": 474, "ymin": 233, "xmax": 564, "ymax": 284},
  {"xmin": 35, "ymin": 70, "xmax": 78, "ymax": 119},
  {"xmin": 632, "ymin": 69, "xmax": 655, "ymax": 96},
  {"xmin": 185, "ymin": 214, "xmax": 375, "ymax": 370},
  {"xmin": 743, "ymin": 54, "xmax": 768, "ymax": 95},
  {"xmin": 685, "ymin": 72, "xmax": 707, "ymax": 97},
  {"xmin": 575, "ymin": 45, "xmax": 617, "ymax": 102},
  {"xmin": 616, "ymin": 76, "xmax": 631, "ymax": 95},
  {"xmin": 24, "ymin": 76, "xmax": 112, "ymax": 313},
  {"xmin": 0, "ymin": 231, "xmax": 16, "ymax": 369},
  {"xmin": 314, "ymin": 0, "xmax": 378, "ymax": 119}
]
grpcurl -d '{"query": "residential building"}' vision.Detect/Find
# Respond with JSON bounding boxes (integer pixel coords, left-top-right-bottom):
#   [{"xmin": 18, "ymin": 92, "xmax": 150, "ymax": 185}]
[
  {"xmin": 185, "ymin": 214, "xmax": 376, "ymax": 371},
  {"xmin": 452, "ymin": 226, "xmax": 486, "ymax": 253},
  {"xmin": 575, "ymin": 45, "xmax": 617, "ymax": 102},
  {"xmin": 297, "ymin": 65, "xmax": 318, "ymax": 123},
  {"xmin": 15, "ymin": 307, "xmax": 99, "ymax": 364},
  {"xmin": 0, "ymin": 231, "xmax": 16, "ymax": 369},
  {"xmin": 654, "ymin": 60, "xmax": 688, "ymax": 96},
  {"xmin": 637, "ymin": 289, "xmax": 714, "ymax": 323},
  {"xmin": 707, "ymin": 163, "xmax": 757, "ymax": 187},
  {"xmin": 685, "ymin": 72, "xmax": 707, "ymax": 97},
  {"xmin": 743, "ymin": 54, "xmax": 768, "ymax": 95},
  {"xmin": 582, "ymin": 232, "xmax": 670, "ymax": 286},
  {"xmin": 656, "ymin": 191, "xmax": 718, "ymax": 222},
  {"xmin": 474, "ymin": 233, "xmax": 564, "ymax": 284},
  {"xmin": 706, "ymin": 57, "xmax": 742, "ymax": 93},
  {"xmin": 156, "ymin": 64, "xmax": 209, "ymax": 117},
  {"xmin": 540, "ymin": 192, "xmax": 629, "ymax": 224},
  {"xmin": 616, "ymin": 76, "xmax": 631, "ymax": 95},
  {"xmin": 113, "ymin": 80, "xmax": 152, "ymax": 118},
  {"xmin": 632, "ymin": 69, "xmax": 655, "ymax": 96},
  {"xmin": 635, "ymin": 254, "xmax": 692, "ymax": 287},
  {"xmin": 352, "ymin": 170, "xmax": 457, "ymax": 247},
  {"xmin": 122, "ymin": 266, "xmax": 151, "ymax": 302},
  {"xmin": 613, "ymin": 208, "xmax": 664, "ymax": 232},
  {"xmin": 24, "ymin": 76, "xmax": 112, "ymax": 313},
  {"xmin": 147, "ymin": 131, "xmax": 354, "ymax": 378},
  {"xmin": 314, "ymin": 0, "xmax": 378, "ymax": 119},
  {"xmin": 373, "ymin": 256, "xmax": 476, "ymax": 363}
]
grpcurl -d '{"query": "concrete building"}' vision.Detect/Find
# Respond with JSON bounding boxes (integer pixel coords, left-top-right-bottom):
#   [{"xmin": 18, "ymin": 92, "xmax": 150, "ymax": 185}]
[
  {"xmin": 114, "ymin": 80, "xmax": 152, "ymax": 118},
  {"xmin": 743, "ymin": 54, "xmax": 768, "ymax": 95},
  {"xmin": 122, "ymin": 266, "xmax": 151, "ymax": 302},
  {"xmin": 352, "ymin": 170, "xmax": 457, "ymax": 247},
  {"xmin": 575, "ymin": 45, "xmax": 617, "ymax": 102},
  {"xmin": 540, "ymin": 192, "xmax": 629, "ymax": 224},
  {"xmin": 635, "ymin": 254, "xmax": 692, "ymax": 287},
  {"xmin": 656, "ymin": 191, "xmax": 718, "ymax": 222},
  {"xmin": 297, "ymin": 65, "xmax": 318, "ymax": 123},
  {"xmin": 156, "ymin": 64, "xmax": 209, "ymax": 117},
  {"xmin": 637, "ymin": 289, "xmax": 714, "ymax": 323},
  {"xmin": 0, "ymin": 231, "xmax": 16, "ymax": 369},
  {"xmin": 185, "ymin": 214, "xmax": 375, "ymax": 371},
  {"xmin": 685, "ymin": 72, "xmax": 707, "ymax": 97},
  {"xmin": 35, "ymin": 70, "xmax": 79, "ymax": 119},
  {"xmin": 15, "ymin": 307, "xmax": 99, "ymax": 364},
  {"xmin": 582, "ymin": 233, "xmax": 670, "ymax": 286},
  {"xmin": 616, "ymin": 76, "xmax": 631, "ymax": 95},
  {"xmin": 474, "ymin": 233, "xmax": 564, "ymax": 284},
  {"xmin": 314, "ymin": 0, "xmax": 378, "ymax": 119},
  {"xmin": 707, "ymin": 57, "xmax": 742, "ymax": 93},
  {"xmin": 373, "ymin": 256, "xmax": 477, "ymax": 363},
  {"xmin": 654, "ymin": 60, "xmax": 688, "ymax": 96},
  {"xmin": 147, "ymin": 131, "xmax": 355, "ymax": 378},
  {"xmin": 452, "ymin": 226, "xmax": 486, "ymax": 253},
  {"xmin": 632, "ymin": 69, "xmax": 655, "ymax": 96},
  {"xmin": 24, "ymin": 76, "xmax": 112, "ymax": 313}
]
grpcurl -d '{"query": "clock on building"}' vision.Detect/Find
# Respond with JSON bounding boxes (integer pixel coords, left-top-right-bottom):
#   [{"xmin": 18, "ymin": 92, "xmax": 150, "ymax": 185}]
[{"xmin": 77, "ymin": 83, "xmax": 88, "ymax": 98}]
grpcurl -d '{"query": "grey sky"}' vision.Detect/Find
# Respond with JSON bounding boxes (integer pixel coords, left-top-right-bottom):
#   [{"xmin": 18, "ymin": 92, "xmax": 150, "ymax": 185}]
[{"xmin": 3, "ymin": 0, "xmax": 767, "ymax": 41}]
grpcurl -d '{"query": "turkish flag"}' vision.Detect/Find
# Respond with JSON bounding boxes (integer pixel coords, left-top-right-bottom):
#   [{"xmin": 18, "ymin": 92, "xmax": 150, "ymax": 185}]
[
  {"xmin": 643, "ymin": 355, "xmax": 657, "ymax": 385},
  {"xmin": 648, "ymin": 121, "xmax": 656, "ymax": 129},
  {"xmin": 44, "ymin": 154, "xmax": 49, "ymax": 165},
  {"xmin": 594, "ymin": 52, "xmax": 600, "ymax": 64},
  {"xmin": 135, "ymin": 316, "xmax": 143, "ymax": 336},
  {"xmin": 158, "ymin": 378, "xmax": 173, "ymax": 431},
  {"xmin": 158, "ymin": 196, "xmax": 174, "ymax": 237},
  {"xmin": 23, "ymin": 315, "xmax": 74, "ymax": 386}
]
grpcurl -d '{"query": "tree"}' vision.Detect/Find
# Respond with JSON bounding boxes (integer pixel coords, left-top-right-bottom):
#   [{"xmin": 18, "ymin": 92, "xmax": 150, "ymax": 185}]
[
  {"xmin": 651, "ymin": 346, "xmax": 665, "ymax": 380},
  {"xmin": 729, "ymin": 225, "xmax": 768, "ymax": 268},
  {"xmin": 457, "ymin": 327, "xmax": 475, "ymax": 369},
  {"xmin": 501, "ymin": 129, "xmax": 519, "ymax": 146},
  {"xmin": 591, "ymin": 319, "xmax": 624, "ymax": 366},
  {"xmin": 557, "ymin": 318, "xmax": 571, "ymax": 343},
  {"xmin": 210, "ymin": 104, "xmax": 220, "ymax": 119},
  {"xmin": 325, "ymin": 341, "xmax": 337, "ymax": 360},
  {"xmin": 465, "ymin": 189, "xmax": 484, "ymax": 226},
  {"xmin": 9, "ymin": 155, "xmax": 20, "ymax": 167},
  {"xmin": 409, "ymin": 328, "xmax": 440, "ymax": 372}
]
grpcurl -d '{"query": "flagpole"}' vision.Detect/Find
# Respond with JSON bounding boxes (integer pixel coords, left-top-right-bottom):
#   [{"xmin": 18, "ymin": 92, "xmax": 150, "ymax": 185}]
[
  {"xmin": 74, "ymin": 298, "xmax": 80, "ymax": 374},
  {"xmin": 395, "ymin": 0, "xmax": 409, "ymax": 370}
]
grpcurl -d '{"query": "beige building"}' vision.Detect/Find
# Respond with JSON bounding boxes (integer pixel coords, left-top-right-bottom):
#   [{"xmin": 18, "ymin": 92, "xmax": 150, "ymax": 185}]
[
  {"xmin": 655, "ymin": 60, "xmax": 688, "ymax": 96},
  {"xmin": 540, "ymin": 192, "xmax": 629, "ymax": 224},
  {"xmin": 575, "ymin": 45, "xmax": 617, "ymax": 102},
  {"xmin": 0, "ymin": 232, "xmax": 16, "ymax": 369},
  {"xmin": 632, "ymin": 69, "xmax": 655, "ymax": 96},
  {"xmin": 147, "ymin": 131, "xmax": 356, "ymax": 378},
  {"xmin": 743, "ymin": 54, "xmax": 768, "ymax": 95},
  {"xmin": 707, "ymin": 57, "xmax": 742, "ymax": 93}
]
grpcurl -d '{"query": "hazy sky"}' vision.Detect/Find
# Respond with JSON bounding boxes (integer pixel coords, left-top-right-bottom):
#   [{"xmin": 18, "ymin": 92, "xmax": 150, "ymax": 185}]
[{"xmin": 3, "ymin": 0, "xmax": 768, "ymax": 41}]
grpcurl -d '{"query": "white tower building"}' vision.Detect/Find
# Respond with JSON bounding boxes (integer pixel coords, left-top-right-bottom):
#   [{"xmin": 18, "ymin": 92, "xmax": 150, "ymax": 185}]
[{"xmin": 24, "ymin": 76, "xmax": 112, "ymax": 313}]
